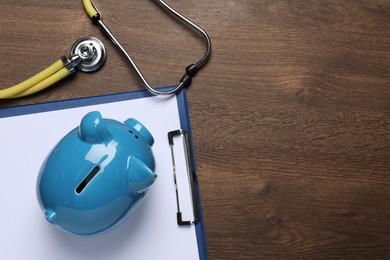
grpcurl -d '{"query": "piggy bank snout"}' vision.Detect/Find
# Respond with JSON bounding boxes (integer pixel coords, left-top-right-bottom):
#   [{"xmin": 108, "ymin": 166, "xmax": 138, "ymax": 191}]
[{"xmin": 124, "ymin": 118, "xmax": 154, "ymax": 146}]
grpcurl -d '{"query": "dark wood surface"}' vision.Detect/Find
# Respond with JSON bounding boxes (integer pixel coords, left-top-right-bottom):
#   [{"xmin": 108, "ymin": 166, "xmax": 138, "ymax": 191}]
[{"xmin": 1, "ymin": 1, "xmax": 390, "ymax": 259}]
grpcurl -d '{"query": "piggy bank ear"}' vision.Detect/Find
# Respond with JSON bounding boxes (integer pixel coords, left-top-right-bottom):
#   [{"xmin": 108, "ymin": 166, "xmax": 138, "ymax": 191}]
[
  {"xmin": 127, "ymin": 156, "xmax": 157, "ymax": 194},
  {"xmin": 79, "ymin": 111, "xmax": 110, "ymax": 143},
  {"xmin": 124, "ymin": 118, "xmax": 154, "ymax": 146}
]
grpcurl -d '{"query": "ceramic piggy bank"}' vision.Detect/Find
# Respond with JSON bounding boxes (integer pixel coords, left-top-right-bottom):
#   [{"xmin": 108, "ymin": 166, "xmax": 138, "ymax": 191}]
[{"xmin": 37, "ymin": 111, "xmax": 157, "ymax": 236}]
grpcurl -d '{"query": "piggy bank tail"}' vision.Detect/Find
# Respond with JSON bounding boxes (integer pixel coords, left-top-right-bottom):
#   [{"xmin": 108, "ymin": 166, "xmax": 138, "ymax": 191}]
[{"xmin": 127, "ymin": 156, "xmax": 157, "ymax": 194}]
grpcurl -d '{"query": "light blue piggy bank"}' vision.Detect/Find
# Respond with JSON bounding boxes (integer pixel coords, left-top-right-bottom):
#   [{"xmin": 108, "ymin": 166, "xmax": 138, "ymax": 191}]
[{"xmin": 37, "ymin": 111, "xmax": 157, "ymax": 236}]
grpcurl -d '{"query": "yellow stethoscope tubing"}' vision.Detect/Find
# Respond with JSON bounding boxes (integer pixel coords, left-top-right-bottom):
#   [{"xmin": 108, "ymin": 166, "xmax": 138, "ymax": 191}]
[
  {"xmin": 10, "ymin": 67, "xmax": 70, "ymax": 98},
  {"xmin": 82, "ymin": 0, "xmax": 98, "ymax": 18},
  {"xmin": 0, "ymin": 1, "xmax": 97, "ymax": 100},
  {"xmin": 0, "ymin": 59, "xmax": 69, "ymax": 99}
]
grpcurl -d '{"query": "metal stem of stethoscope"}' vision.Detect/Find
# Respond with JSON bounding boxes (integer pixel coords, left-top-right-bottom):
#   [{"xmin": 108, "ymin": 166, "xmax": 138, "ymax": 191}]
[
  {"xmin": 154, "ymin": 0, "xmax": 212, "ymax": 69},
  {"xmin": 87, "ymin": 0, "xmax": 212, "ymax": 95}
]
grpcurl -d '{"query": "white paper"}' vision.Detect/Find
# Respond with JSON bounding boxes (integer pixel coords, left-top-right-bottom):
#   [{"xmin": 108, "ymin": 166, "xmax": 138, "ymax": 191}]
[{"xmin": 0, "ymin": 95, "xmax": 199, "ymax": 260}]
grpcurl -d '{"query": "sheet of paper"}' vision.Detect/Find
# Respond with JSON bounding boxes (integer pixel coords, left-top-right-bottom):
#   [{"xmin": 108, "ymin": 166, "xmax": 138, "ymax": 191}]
[{"xmin": 0, "ymin": 95, "xmax": 199, "ymax": 260}]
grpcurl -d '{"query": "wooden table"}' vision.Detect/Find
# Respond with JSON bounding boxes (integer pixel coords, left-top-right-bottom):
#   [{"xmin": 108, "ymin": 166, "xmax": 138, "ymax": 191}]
[{"xmin": 1, "ymin": 1, "xmax": 390, "ymax": 258}]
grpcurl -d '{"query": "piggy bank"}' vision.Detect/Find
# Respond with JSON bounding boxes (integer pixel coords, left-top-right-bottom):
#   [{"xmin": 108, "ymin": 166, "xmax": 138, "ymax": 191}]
[{"xmin": 37, "ymin": 111, "xmax": 157, "ymax": 236}]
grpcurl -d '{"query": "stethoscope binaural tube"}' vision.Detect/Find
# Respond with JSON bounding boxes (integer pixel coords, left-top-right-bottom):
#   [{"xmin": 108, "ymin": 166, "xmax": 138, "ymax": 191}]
[{"xmin": 82, "ymin": 0, "xmax": 212, "ymax": 95}]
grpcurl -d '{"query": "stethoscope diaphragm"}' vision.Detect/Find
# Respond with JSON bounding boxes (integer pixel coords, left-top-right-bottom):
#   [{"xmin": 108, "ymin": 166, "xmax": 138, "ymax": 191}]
[{"xmin": 70, "ymin": 36, "xmax": 106, "ymax": 73}]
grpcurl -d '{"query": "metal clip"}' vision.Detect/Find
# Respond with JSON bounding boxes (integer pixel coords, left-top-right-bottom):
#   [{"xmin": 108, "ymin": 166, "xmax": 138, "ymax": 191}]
[{"xmin": 168, "ymin": 130, "xmax": 200, "ymax": 226}]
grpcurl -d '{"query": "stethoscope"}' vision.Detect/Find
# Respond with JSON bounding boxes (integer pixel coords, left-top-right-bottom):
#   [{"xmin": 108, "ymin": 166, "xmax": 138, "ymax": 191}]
[{"xmin": 0, "ymin": 0, "xmax": 211, "ymax": 99}]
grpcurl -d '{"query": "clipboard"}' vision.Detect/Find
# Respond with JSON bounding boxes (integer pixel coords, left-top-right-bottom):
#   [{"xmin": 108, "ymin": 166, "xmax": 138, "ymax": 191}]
[{"xmin": 0, "ymin": 87, "xmax": 207, "ymax": 260}]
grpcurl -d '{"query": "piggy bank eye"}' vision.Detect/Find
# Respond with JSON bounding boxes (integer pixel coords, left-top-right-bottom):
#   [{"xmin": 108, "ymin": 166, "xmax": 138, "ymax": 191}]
[
  {"xmin": 76, "ymin": 166, "xmax": 101, "ymax": 194},
  {"xmin": 129, "ymin": 130, "xmax": 139, "ymax": 139}
]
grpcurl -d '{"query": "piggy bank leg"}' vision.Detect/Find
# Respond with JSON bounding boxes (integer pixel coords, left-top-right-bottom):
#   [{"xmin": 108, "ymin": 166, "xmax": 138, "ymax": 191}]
[{"xmin": 44, "ymin": 208, "xmax": 59, "ymax": 225}]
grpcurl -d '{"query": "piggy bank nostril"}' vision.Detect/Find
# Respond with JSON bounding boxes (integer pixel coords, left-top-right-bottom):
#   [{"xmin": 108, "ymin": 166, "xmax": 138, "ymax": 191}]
[{"xmin": 128, "ymin": 130, "xmax": 140, "ymax": 140}]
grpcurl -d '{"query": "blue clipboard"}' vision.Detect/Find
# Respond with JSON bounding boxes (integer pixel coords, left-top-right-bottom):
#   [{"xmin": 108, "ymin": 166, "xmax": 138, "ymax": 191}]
[{"xmin": 0, "ymin": 87, "xmax": 207, "ymax": 260}]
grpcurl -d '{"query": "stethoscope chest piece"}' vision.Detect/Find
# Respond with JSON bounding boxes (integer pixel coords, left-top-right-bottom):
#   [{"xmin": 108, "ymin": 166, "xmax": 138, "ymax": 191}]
[{"xmin": 71, "ymin": 36, "xmax": 106, "ymax": 72}]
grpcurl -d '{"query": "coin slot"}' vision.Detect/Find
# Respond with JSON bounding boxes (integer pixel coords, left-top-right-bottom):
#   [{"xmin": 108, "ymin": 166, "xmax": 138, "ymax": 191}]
[{"xmin": 76, "ymin": 166, "xmax": 101, "ymax": 194}]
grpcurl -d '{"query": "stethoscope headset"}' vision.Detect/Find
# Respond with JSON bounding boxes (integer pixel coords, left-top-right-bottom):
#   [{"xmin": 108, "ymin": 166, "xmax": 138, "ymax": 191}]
[{"xmin": 0, "ymin": 0, "xmax": 211, "ymax": 99}]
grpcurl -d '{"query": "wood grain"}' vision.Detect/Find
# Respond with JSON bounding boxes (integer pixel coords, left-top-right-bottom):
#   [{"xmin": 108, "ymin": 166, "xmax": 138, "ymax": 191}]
[{"xmin": 1, "ymin": 0, "xmax": 390, "ymax": 259}]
